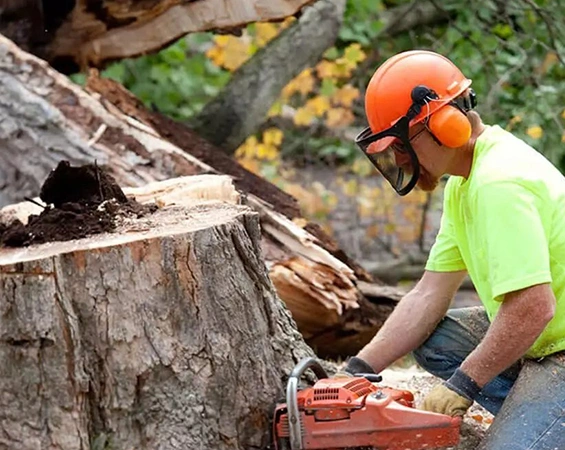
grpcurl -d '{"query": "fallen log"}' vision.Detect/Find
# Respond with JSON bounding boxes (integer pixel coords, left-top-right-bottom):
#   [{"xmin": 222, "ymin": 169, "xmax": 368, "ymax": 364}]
[
  {"xmin": 0, "ymin": 33, "xmax": 403, "ymax": 357},
  {"xmin": 0, "ymin": 0, "xmax": 316, "ymax": 71},
  {"xmin": 0, "ymin": 173, "xmax": 321, "ymax": 450}
]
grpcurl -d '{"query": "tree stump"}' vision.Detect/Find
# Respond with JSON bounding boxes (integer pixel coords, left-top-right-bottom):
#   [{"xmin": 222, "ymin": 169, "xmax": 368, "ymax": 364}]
[{"xmin": 0, "ymin": 178, "xmax": 316, "ymax": 450}]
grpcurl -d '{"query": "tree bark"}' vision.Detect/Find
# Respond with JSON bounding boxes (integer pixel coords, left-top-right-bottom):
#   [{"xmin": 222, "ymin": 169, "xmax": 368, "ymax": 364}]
[
  {"xmin": 190, "ymin": 0, "xmax": 347, "ymax": 152},
  {"xmin": 0, "ymin": 179, "xmax": 317, "ymax": 450},
  {"xmin": 0, "ymin": 33, "xmax": 402, "ymax": 358},
  {"xmin": 0, "ymin": 0, "xmax": 316, "ymax": 71}
]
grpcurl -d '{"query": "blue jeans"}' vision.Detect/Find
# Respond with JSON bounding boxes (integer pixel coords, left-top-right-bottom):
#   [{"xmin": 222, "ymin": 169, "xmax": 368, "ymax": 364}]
[{"xmin": 413, "ymin": 306, "xmax": 565, "ymax": 450}]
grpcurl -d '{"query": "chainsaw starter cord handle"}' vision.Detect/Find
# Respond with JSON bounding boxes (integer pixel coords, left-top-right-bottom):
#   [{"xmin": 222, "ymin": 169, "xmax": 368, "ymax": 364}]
[{"xmin": 445, "ymin": 368, "xmax": 481, "ymax": 401}]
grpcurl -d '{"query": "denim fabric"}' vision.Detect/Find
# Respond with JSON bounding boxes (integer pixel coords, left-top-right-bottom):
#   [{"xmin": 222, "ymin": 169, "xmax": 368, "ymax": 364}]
[{"xmin": 412, "ymin": 306, "xmax": 565, "ymax": 450}]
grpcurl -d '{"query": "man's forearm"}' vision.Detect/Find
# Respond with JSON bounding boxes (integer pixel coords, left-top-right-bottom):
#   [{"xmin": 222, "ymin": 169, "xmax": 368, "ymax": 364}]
[
  {"xmin": 461, "ymin": 283, "xmax": 555, "ymax": 387},
  {"xmin": 357, "ymin": 285, "xmax": 452, "ymax": 373}
]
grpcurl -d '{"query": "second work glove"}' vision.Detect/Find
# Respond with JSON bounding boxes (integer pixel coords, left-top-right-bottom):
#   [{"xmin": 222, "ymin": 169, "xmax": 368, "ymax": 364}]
[{"xmin": 420, "ymin": 368, "xmax": 480, "ymax": 417}]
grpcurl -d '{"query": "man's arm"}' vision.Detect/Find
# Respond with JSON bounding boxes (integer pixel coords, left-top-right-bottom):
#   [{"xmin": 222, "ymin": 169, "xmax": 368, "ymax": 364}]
[
  {"xmin": 356, "ymin": 269, "xmax": 467, "ymax": 373},
  {"xmin": 460, "ymin": 282, "xmax": 555, "ymax": 387}
]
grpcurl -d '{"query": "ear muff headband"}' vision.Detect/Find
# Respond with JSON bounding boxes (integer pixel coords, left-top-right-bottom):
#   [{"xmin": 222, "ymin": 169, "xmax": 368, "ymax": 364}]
[{"xmin": 408, "ymin": 85, "xmax": 475, "ymax": 148}]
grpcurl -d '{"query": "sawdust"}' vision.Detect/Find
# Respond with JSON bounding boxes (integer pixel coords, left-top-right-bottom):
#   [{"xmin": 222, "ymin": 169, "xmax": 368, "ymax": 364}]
[{"xmin": 0, "ymin": 161, "xmax": 157, "ymax": 247}]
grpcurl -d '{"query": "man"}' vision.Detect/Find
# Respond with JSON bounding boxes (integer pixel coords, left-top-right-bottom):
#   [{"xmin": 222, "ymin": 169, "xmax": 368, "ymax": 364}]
[{"xmin": 346, "ymin": 49, "xmax": 565, "ymax": 449}]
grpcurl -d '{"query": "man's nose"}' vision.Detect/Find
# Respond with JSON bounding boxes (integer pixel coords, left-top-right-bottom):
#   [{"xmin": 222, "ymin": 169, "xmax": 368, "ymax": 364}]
[{"xmin": 394, "ymin": 150, "xmax": 411, "ymax": 166}]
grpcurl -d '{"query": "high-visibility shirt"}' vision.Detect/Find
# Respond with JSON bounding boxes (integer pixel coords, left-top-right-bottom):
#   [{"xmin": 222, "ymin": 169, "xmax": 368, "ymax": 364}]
[{"xmin": 426, "ymin": 124, "xmax": 565, "ymax": 358}]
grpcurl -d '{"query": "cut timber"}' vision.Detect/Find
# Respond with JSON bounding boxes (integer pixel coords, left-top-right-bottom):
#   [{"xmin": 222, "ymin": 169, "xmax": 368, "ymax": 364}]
[
  {"xmin": 0, "ymin": 34, "xmax": 404, "ymax": 357},
  {"xmin": 0, "ymin": 186, "xmax": 317, "ymax": 450},
  {"xmin": 0, "ymin": 0, "xmax": 315, "ymax": 70}
]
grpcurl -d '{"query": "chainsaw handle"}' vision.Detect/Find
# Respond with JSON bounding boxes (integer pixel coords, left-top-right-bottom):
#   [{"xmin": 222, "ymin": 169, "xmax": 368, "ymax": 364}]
[
  {"xmin": 286, "ymin": 357, "xmax": 328, "ymax": 450},
  {"xmin": 289, "ymin": 357, "xmax": 328, "ymax": 381},
  {"xmin": 354, "ymin": 373, "xmax": 383, "ymax": 383}
]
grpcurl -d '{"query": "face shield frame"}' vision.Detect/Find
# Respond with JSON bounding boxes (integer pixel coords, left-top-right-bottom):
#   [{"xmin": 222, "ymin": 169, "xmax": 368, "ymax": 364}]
[
  {"xmin": 354, "ymin": 115, "xmax": 421, "ymax": 196},
  {"xmin": 354, "ymin": 84, "xmax": 475, "ymax": 196}
]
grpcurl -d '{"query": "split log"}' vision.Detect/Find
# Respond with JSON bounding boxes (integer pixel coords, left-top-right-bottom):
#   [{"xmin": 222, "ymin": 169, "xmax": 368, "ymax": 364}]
[
  {"xmin": 0, "ymin": 176, "xmax": 318, "ymax": 450},
  {"xmin": 0, "ymin": 33, "xmax": 402, "ymax": 357},
  {"xmin": 0, "ymin": 0, "xmax": 316, "ymax": 71}
]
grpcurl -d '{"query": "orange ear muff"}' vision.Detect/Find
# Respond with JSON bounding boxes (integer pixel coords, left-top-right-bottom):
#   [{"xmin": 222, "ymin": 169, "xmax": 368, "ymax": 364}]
[{"xmin": 428, "ymin": 105, "xmax": 472, "ymax": 148}]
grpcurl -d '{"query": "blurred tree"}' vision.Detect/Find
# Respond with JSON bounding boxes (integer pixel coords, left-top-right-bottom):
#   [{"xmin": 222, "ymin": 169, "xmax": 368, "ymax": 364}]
[{"xmin": 83, "ymin": 0, "xmax": 565, "ymax": 266}]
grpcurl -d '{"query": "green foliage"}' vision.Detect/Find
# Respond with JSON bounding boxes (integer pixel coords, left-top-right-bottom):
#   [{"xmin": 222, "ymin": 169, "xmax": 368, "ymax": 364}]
[
  {"xmin": 86, "ymin": 34, "xmax": 230, "ymax": 121},
  {"xmin": 339, "ymin": 0, "xmax": 385, "ymax": 45},
  {"xmin": 79, "ymin": 0, "xmax": 565, "ymax": 171},
  {"xmin": 342, "ymin": 0, "xmax": 565, "ymax": 170}
]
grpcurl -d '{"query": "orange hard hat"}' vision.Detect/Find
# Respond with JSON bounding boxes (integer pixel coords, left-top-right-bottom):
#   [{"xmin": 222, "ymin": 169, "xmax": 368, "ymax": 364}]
[{"xmin": 364, "ymin": 50, "xmax": 472, "ymax": 152}]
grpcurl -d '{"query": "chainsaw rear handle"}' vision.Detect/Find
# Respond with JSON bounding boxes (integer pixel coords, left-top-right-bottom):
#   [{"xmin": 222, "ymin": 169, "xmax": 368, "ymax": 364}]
[
  {"xmin": 355, "ymin": 373, "xmax": 382, "ymax": 382},
  {"xmin": 285, "ymin": 358, "xmax": 383, "ymax": 450}
]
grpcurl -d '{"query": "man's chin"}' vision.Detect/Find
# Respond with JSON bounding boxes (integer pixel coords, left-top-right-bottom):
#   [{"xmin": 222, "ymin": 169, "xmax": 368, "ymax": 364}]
[{"xmin": 416, "ymin": 175, "xmax": 439, "ymax": 192}]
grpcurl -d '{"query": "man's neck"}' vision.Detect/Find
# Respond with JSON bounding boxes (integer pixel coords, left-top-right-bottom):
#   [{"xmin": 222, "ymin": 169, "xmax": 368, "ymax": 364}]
[{"xmin": 446, "ymin": 115, "xmax": 486, "ymax": 179}]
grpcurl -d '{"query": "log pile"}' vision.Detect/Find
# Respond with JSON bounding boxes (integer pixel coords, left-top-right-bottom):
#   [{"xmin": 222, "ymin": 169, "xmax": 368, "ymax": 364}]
[{"xmin": 0, "ymin": 0, "xmax": 316, "ymax": 70}]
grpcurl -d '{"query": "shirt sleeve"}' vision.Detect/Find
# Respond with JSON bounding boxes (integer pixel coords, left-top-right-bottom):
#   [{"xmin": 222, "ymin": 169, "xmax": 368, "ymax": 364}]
[
  {"xmin": 474, "ymin": 181, "xmax": 552, "ymax": 300},
  {"xmin": 425, "ymin": 189, "xmax": 466, "ymax": 273}
]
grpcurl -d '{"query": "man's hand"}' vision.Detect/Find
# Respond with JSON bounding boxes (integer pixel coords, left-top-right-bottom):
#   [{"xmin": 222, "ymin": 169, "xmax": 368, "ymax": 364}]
[
  {"xmin": 334, "ymin": 356, "xmax": 376, "ymax": 378},
  {"xmin": 421, "ymin": 384, "xmax": 473, "ymax": 417}
]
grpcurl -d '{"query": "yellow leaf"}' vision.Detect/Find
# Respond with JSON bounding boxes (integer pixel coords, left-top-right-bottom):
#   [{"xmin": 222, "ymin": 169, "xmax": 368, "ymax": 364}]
[
  {"xmin": 205, "ymin": 46, "xmax": 225, "ymax": 67},
  {"xmin": 257, "ymin": 143, "xmax": 279, "ymax": 160},
  {"xmin": 235, "ymin": 135, "xmax": 259, "ymax": 159},
  {"xmin": 325, "ymin": 107, "xmax": 355, "ymax": 128},
  {"xmin": 561, "ymin": 132, "xmax": 565, "ymax": 143},
  {"xmin": 239, "ymin": 158, "xmax": 261, "ymax": 175},
  {"xmin": 268, "ymin": 100, "xmax": 283, "ymax": 117},
  {"xmin": 263, "ymin": 128, "xmax": 284, "ymax": 146},
  {"xmin": 294, "ymin": 107, "xmax": 315, "ymax": 126},
  {"xmin": 526, "ymin": 125, "xmax": 543, "ymax": 139},
  {"xmin": 334, "ymin": 58, "xmax": 355, "ymax": 78},
  {"xmin": 384, "ymin": 223, "xmax": 396, "ymax": 233},
  {"xmin": 280, "ymin": 16, "xmax": 296, "ymax": 29},
  {"xmin": 341, "ymin": 179, "xmax": 358, "ymax": 196},
  {"xmin": 561, "ymin": 109, "xmax": 565, "ymax": 120},
  {"xmin": 315, "ymin": 60, "xmax": 338, "ymax": 79},
  {"xmin": 351, "ymin": 158, "xmax": 373, "ymax": 177},
  {"xmin": 282, "ymin": 69, "xmax": 315, "ymax": 99},
  {"xmin": 214, "ymin": 35, "xmax": 231, "ymax": 47},
  {"xmin": 255, "ymin": 22, "xmax": 279, "ymax": 47},
  {"xmin": 292, "ymin": 218, "xmax": 308, "ymax": 228},
  {"xmin": 344, "ymin": 43, "xmax": 366, "ymax": 65},
  {"xmin": 222, "ymin": 36, "xmax": 252, "ymax": 71},
  {"xmin": 332, "ymin": 85, "xmax": 360, "ymax": 107},
  {"xmin": 358, "ymin": 196, "xmax": 374, "ymax": 218},
  {"xmin": 305, "ymin": 96, "xmax": 331, "ymax": 116}
]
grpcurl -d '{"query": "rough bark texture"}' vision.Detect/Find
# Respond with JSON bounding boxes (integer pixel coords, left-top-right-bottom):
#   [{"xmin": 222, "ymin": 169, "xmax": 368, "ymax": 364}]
[
  {"xmin": 0, "ymin": 34, "xmax": 402, "ymax": 358},
  {"xmin": 190, "ymin": 0, "xmax": 346, "ymax": 152},
  {"xmin": 0, "ymin": 193, "xmax": 317, "ymax": 450},
  {"xmin": 0, "ymin": 0, "xmax": 316, "ymax": 71}
]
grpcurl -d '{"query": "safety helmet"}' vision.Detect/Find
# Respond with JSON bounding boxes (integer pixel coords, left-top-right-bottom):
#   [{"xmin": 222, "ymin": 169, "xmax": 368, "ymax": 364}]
[{"xmin": 355, "ymin": 50, "xmax": 476, "ymax": 195}]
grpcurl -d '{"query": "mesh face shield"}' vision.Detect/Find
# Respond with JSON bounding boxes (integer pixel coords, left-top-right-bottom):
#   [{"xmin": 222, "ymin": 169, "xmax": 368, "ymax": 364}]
[{"xmin": 354, "ymin": 116, "xmax": 421, "ymax": 196}]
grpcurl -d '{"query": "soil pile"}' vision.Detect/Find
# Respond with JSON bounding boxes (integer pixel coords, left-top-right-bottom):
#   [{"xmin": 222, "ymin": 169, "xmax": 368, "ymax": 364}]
[{"xmin": 0, "ymin": 161, "xmax": 157, "ymax": 247}]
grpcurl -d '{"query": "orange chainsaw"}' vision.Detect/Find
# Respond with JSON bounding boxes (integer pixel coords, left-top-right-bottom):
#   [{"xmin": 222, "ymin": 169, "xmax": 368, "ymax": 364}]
[{"xmin": 273, "ymin": 357, "xmax": 461, "ymax": 450}]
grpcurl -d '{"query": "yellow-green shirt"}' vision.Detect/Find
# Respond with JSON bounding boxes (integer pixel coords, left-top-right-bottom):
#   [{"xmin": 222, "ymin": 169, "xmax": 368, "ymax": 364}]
[{"xmin": 426, "ymin": 125, "xmax": 565, "ymax": 358}]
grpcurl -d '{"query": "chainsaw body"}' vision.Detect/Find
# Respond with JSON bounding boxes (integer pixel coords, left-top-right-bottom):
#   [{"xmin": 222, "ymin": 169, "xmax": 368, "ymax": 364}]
[{"xmin": 274, "ymin": 358, "xmax": 461, "ymax": 450}]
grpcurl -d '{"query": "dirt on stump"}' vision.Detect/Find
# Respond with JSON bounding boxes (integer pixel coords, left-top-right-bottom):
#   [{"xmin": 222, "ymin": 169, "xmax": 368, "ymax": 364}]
[{"xmin": 0, "ymin": 161, "xmax": 157, "ymax": 247}]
